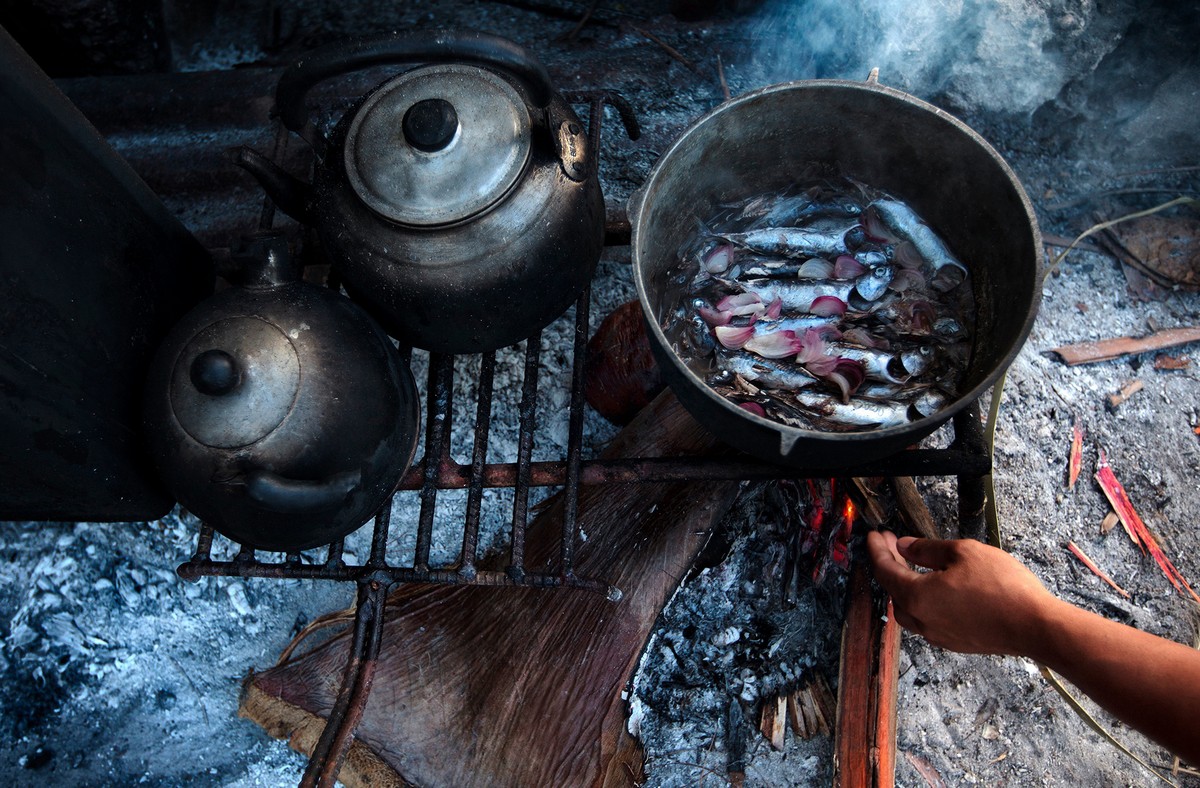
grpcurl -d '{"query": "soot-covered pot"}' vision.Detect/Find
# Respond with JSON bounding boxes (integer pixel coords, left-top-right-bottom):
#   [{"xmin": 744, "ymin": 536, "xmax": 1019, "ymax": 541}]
[
  {"xmin": 235, "ymin": 30, "xmax": 604, "ymax": 354},
  {"xmin": 143, "ymin": 233, "xmax": 420, "ymax": 551}
]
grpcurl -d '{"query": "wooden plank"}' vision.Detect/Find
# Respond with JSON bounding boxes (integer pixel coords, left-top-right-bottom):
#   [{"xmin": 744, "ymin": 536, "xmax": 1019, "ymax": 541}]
[{"xmin": 834, "ymin": 562, "xmax": 899, "ymax": 788}]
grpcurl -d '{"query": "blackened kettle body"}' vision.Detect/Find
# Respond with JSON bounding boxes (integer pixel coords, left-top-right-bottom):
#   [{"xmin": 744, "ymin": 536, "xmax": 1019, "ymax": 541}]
[
  {"xmin": 143, "ymin": 234, "xmax": 420, "ymax": 551},
  {"xmin": 236, "ymin": 30, "xmax": 604, "ymax": 354}
]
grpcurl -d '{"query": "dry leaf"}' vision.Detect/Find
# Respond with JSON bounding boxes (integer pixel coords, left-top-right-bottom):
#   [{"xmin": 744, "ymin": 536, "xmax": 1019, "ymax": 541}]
[
  {"xmin": 1095, "ymin": 450, "xmax": 1200, "ymax": 603},
  {"xmin": 1068, "ymin": 420, "xmax": 1084, "ymax": 489},
  {"xmin": 1067, "ymin": 540, "xmax": 1131, "ymax": 599}
]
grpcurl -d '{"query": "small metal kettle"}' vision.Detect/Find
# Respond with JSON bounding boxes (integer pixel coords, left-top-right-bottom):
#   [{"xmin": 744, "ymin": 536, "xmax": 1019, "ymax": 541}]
[
  {"xmin": 235, "ymin": 30, "xmax": 604, "ymax": 354},
  {"xmin": 143, "ymin": 233, "xmax": 420, "ymax": 551}
]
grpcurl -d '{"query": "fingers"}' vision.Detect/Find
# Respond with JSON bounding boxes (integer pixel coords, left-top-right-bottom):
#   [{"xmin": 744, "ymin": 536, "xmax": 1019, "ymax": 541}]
[
  {"xmin": 896, "ymin": 536, "xmax": 958, "ymax": 570},
  {"xmin": 866, "ymin": 531, "xmax": 918, "ymax": 597}
]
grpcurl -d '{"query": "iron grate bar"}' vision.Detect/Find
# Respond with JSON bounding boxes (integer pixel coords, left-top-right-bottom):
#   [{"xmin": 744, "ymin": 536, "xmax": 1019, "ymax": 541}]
[
  {"xmin": 560, "ymin": 287, "xmax": 591, "ymax": 578},
  {"xmin": 414, "ymin": 354, "xmax": 453, "ymax": 571},
  {"xmin": 460, "ymin": 352, "xmax": 497, "ymax": 578},
  {"xmin": 509, "ymin": 332, "xmax": 542, "ymax": 581}
]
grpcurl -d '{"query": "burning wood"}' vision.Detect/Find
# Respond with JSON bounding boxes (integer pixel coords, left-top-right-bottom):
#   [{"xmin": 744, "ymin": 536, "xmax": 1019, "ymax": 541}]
[
  {"xmin": 835, "ymin": 563, "xmax": 900, "ymax": 788},
  {"xmin": 1065, "ymin": 540, "xmax": 1131, "ymax": 599},
  {"xmin": 1049, "ymin": 327, "xmax": 1200, "ymax": 366},
  {"xmin": 760, "ymin": 694, "xmax": 787, "ymax": 750},
  {"xmin": 1095, "ymin": 450, "xmax": 1200, "ymax": 604},
  {"xmin": 890, "ymin": 476, "xmax": 939, "ymax": 540}
]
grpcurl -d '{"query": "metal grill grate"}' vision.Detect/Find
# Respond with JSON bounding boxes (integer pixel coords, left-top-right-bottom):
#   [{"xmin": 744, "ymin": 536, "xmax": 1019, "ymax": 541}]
[{"xmin": 175, "ymin": 88, "xmax": 993, "ymax": 787}]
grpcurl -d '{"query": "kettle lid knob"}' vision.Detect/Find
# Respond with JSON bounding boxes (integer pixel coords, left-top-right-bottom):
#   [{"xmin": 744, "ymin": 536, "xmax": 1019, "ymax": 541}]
[
  {"xmin": 190, "ymin": 349, "xmax": 241, "ymax": 396},
  {"xmin": 402, "ymin": 98, "xmax": 459, "ymax": 153}
]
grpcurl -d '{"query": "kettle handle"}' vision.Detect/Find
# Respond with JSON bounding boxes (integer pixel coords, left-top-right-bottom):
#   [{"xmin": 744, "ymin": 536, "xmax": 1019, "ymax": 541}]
[
  {"xmin": 275, "ymin": 30, "xmax": 555, "ymax": 133},
  {"xmin": 244, "ymin": 468, "xmax": 362, "ymax": 513}
]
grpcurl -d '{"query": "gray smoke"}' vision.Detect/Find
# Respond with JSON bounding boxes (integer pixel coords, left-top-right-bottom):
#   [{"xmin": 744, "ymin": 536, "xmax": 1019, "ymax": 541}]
[{"xmin": 741, "ymin": 0, "xmax": 1079, "ymax": 116}]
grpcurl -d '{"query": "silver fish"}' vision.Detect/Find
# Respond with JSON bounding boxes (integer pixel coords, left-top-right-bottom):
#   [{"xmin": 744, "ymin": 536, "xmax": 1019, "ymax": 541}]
[
  {"xmin": 713, "ymin": 224, "xmax": 857, "ymax": 258},
  {"xmin": 736, "ymin": 277, "xmax": 855, "ymax": 311},
  {"xmin": 737, "ymin": 193, "xmax": 864, "ymax": 228},
  {"xmin": 714, "ymin": 349, "xmax": 819, "ymax": 390},
  {"xmin": 825, "ymin": 343, "xmax": 907, "ymax": 383},
  {"xmin": 864, "ymin": 200, "xmax": 968, "ymax": 291},
  {"xmin": 792, "ymin": 391, "xmax": 912, "ymax": 429},
  {"xmin": 911, "ymin": 388, "xmax": 949, "ymax": 417},
  {"xmin": 853, "ymin": 249, "xmax": 892, "ymax": 268},
  {"xmin": 752, "ymin": 314, "xmax": 842, "ymax": 334},
  {"xmin": 854, "ymin": 265, "xmax": 894, "ymax": 301}
]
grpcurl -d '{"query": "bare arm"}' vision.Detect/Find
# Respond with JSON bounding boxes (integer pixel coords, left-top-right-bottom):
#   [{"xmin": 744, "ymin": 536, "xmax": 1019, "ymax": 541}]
[{"xmin": 867, "ymin": 530, "xmax": 1200, "ymax": 765}]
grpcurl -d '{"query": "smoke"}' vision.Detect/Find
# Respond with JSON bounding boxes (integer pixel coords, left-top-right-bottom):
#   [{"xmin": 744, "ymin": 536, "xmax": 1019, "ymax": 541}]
[{"xmin": 740, "ymin": 0, "xmax": 1072, "ymax": 117}]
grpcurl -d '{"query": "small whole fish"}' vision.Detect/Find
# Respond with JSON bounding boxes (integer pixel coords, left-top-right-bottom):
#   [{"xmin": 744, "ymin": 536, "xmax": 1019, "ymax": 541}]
[
  {"xmin": 791, "ymin": 390, "xmax": 913, "ymax": 429},
  {"xmin": 823, "ymin": 344, "xmax": 907, "ymax": 384},
  {"xmin": 714, "ymin": 349, "xmax": 820, "ymax": 391},
  {"xmin": 712, "ymin": 224, "xmax": 859, "ymax": 259},
  {"xmin": 737, "ymin": 192, "xmax": 864, "ymax": 229},
  {"xmin": 752, "ymin": 314, "xmax": 842, "ymax": 335},
  {"xmin": 854, "ymin": 265, "xmax": 894, "ymax": 301},
  {"xmin": 736, "ymin": 277, "xmax": 855, "ymax": 312},
  {"xmin": 864, "ymin": 200, "xmax": 968, "ymax": 291}
]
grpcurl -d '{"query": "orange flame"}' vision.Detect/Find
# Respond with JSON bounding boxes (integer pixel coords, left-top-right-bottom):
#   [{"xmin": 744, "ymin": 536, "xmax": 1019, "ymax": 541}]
[{"xmin": 843, "ymin": 497, "xmax": 856, "ymax": 525}]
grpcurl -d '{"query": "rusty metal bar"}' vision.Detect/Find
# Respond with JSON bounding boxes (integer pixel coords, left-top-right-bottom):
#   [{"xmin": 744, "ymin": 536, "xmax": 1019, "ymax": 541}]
[
  {"xmin": 390, "ymin": 449, "xmax": 992, "ymax": 491},
  {"xmin": 460, "ymin": 352, "xmax": 496, "ymax": 579},
  {"xmin": 560, "ymin": 287, "xmax": 591, "ymax": 578},
  {"xmin": 508, "ymin": 332, "xmax": 542, "ymax": 582},
  {"xmin": 299, "ymin": 575, "xmax": 389, "ymax": 788},
  {"xmin": 176, "ymin": 560, "xmax": 611, "ymax": 592},
  {"xmin": 415, "ymin": 354, "xmax": 453, "ymax": 571},
  {"xmin": 951, "ymin": 400, "xmax": 989, "ymax": 541},
  {"xmin": 324, "ymin": 537, "xmax": 344, "ymax": 569},
  {"xmin": 366, "ymin": 497, "xmax": 392, "ymax": 568}
]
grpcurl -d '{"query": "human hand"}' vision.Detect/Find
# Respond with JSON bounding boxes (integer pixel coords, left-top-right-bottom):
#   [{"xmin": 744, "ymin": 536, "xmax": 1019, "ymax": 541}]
[{"xmin": 866, "ymin": 531, "xmax": 1060, "ymax": 657}]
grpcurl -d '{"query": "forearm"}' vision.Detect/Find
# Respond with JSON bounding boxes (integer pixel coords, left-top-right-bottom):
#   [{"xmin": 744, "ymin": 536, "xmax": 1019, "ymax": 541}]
[{"xmin": 1024, "ymin": 597, "xmax": 1200, "ymax": 764}]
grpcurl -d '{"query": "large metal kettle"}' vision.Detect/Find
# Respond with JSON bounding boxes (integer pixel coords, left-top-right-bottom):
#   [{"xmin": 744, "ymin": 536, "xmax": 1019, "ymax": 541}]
[
  {"xmin": 235, "ymin": 30, "xmax": 604, "ymax": 354},
  {"xmin": 143, "ymin": 233, "xmax": 420, "ymax": 551}
]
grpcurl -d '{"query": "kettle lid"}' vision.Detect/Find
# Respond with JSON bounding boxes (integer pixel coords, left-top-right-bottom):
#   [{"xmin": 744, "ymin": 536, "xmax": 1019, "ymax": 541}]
[
  {"xmin": 169, "ymin": 317, "xmax": 301, "ymax": 449},
  {"xmin": 344, "ymin": 63, "xmax": 532, "ymax": 227}
]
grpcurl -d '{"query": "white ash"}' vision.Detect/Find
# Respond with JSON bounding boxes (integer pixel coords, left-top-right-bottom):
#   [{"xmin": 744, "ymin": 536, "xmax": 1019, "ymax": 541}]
[{"xmin": 630, "ymin": 484, "xmax": 846, "ymax": 786}]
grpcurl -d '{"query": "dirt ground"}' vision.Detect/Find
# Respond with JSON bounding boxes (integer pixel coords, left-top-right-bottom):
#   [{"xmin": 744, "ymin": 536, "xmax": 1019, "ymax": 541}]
[{"xmin": 2, "ymin": 1, "xmax": 1199, "ymax": 785}]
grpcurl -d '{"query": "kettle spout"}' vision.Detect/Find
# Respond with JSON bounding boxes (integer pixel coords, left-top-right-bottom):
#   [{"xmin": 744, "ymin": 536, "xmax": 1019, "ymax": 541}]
[{"xmin": 231, "ymin": 146, "xmax": 313, "ymax": 223}]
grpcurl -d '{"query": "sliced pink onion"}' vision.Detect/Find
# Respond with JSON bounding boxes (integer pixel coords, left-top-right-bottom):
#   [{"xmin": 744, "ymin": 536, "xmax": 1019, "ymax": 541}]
[
  {"xmin": 797, "ymin": 258, "xmax": 834, "ymax": 279},
  {"xmin": 862, "ymin": 210, "xmax": 898, "ymax": 244},
  {"xmin": 698, "ymin": 305, "xmax": 733, "ymax": 326},
  {"xmin": 825, "ymin": 359, "xmax": 866, "ymax": 404},
  {"xmin": 714, "ymin": 324, "xmax": 755, "ymax": 349},
  {"xmin": 716, "ymin": 291, "xmax": 761, "ymax": 311},
  {"xmin": 744, "ymin": 329, "xmax": 800, "ymax": 359},
  {"xmin": 765, "ymin": 295, "xmax": 783, "ymax": 320},
  {"xmin": 738, "ymin": 402, "xmax": 766, "ymax": 417},
  {"xmin": 889, "ymin": 268, "xmax": 926, "ymax": 292},
  {"xmin": 795, "ymin": 328, "xmax": 835, "ymax": 375},
  {"xmin": 716, "ymin": 291, "xmax": 765, "ymax": 317},
  {"xmin": 702, "ymin": 244, "xmax": 735, "ymax": 274},
  {"xmin": 894, "ymin": 241, "xmax": 924, "ymax": 270},
  {"xmin": 833, "ymin": 255, "xmax": 868, "ymax": 279},
  {"xmin": 809, "ymin": 295, "xmax": 848, "ymax": 317}
]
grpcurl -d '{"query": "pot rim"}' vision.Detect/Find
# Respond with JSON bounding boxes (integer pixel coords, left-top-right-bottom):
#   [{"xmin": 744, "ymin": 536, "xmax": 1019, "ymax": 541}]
[{"xmin": 631, "ymin": 78, "xmax": 1043, "ymax": 455}]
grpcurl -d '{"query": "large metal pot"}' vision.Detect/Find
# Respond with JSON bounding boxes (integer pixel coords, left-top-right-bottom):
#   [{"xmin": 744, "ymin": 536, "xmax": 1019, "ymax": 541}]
[
  {"xmin": 143, "ymin": 233, "xmax": 420, "ymax": 551},
  {"xmin": 632, "ymin": 79, "xmax": 1042, "ymax": 467},
  {"xmin": 236, "ymin": 30, "xmax": 604, "ymax": 354}
]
